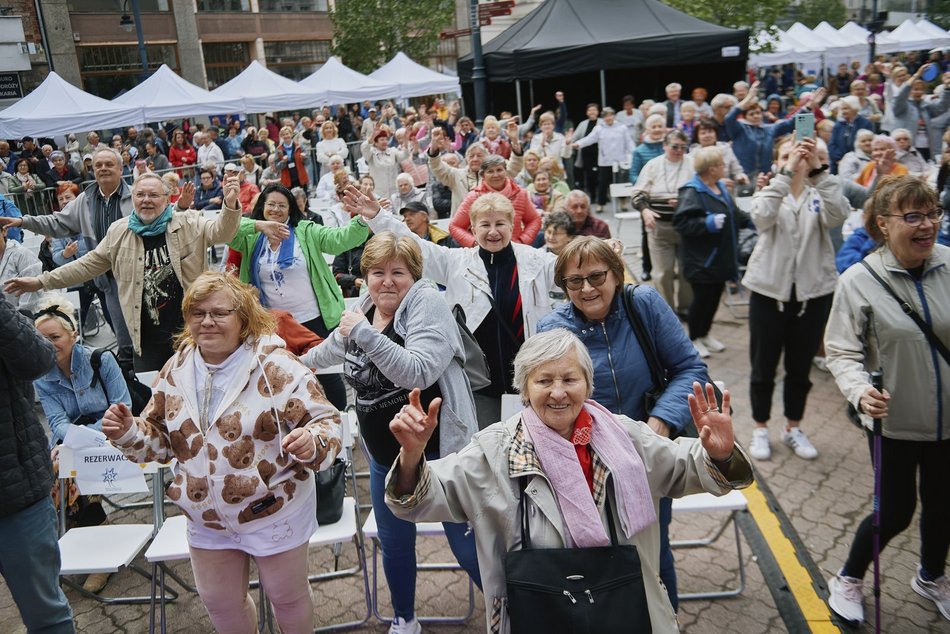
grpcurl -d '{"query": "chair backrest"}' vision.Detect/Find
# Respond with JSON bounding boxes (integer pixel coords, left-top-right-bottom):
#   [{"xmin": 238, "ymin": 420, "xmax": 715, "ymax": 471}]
[
  {"xmin": 500, "ymin": 394, "xmax": 522, "ymax": 422},
  {"xmin": 432, "ymin": 218, "xmax": 451, "ymax": 233},
  {"xmin": 136, "ymin": 370, "xmax": 159, "ymax": 388}
]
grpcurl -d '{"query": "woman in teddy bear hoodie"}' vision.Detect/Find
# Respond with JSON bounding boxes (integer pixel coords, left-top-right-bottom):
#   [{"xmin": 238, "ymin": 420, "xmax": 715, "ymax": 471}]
[{"xmin": 104, "ymin": 272, "xmax": 341, "ymax": 634}]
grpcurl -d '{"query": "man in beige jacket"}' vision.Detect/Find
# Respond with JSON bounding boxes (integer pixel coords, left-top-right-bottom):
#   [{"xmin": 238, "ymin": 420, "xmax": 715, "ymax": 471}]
[{"xmin": 5, "ymin": 173, "xmax": 242, "ymax": 372}]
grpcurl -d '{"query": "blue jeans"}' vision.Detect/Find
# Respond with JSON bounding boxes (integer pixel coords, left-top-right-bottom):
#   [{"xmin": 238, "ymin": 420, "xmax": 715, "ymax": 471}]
[
  {"xmin": 368, "ymin": 455, "xmax": 482, "ymax": 621},
  {"xmin": 659, "ymin": 496, "xmax": 678, "ymax": 611},
  {"xmin": 0, "ymin": 498, "xmax": 74, "ymax": 633}
]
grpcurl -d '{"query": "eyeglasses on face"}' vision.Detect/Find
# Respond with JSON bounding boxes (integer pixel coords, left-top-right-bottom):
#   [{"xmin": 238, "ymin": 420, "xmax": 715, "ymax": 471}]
[
  {"xmin": 188, "ymin": 308, "xmax": 238, "ymax": 322},
  {"xmin": 882, "ymin": 209, "xmax": 945, "ymax": 227},
  {"xmin": 667, "ymin": 144, "xmax": 687, "ymax": 150},
  {"xmin": 561, "ymin": 270, "xmax": 609, "ymax": 291},
  {"xmin": 134, "ymin": 192, "xmax": 166, "ymax": 201},
  {"xmin": 264, "ymin": 201, "xmax": 290, "ymax": 211}
]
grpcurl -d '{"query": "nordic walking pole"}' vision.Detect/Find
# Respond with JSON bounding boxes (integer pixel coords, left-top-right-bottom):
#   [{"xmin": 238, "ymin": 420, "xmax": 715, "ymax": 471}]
[{"xmin": 870, "ymin": 369, "xmax": 884, "ymax": 634}]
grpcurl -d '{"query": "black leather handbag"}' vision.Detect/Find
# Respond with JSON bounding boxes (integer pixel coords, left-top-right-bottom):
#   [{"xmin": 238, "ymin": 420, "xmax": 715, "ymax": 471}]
[
  {"xmin": 503, "ymin": 480, "xmax": 652, "ymax": 633},
  {"xmin": 315, "ymin": 458, "xmax": 347, "ymax": 525}
]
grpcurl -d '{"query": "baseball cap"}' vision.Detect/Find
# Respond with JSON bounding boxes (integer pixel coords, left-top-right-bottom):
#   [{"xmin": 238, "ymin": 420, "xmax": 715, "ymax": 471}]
[
  {"xmin": 399, "ymin": 201, "xmax": 429, "ymax": 216},
  {"xmin": 82, "ymin": 153, "xmax": 93, "ymax": 161}
]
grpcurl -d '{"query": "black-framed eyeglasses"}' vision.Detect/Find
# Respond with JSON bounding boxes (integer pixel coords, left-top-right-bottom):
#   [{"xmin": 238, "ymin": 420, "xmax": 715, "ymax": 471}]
[
  {"xmin": 881, "ymin": 209, "xmax": 945, "ymax": 227},
  {"xmin": 188, "ymin": 308, "xmax": 238, "ymax": 322},
  {"xmin": 561, "ymin": 270, "xmax": 609, "ymax": 291},
  {"xmin": 667, "ymin": 144, "xmax": 687, "ymax": 150}
]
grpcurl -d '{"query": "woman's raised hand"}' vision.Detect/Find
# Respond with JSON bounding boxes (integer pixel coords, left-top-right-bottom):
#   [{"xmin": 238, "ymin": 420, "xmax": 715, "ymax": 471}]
[
  {"xmin": 102, "ymin": 403, "xmax": 134, "ymax": 441},
  {"xmin": 255, "ymin": 220, "xmax": 290, "ymax": 243},
  {"xmin": 687, "ymin": 381, "xmax": 734, "ymax": 462},
  {"xmin": 341, "ymin": 184, "xmax": 382, "ymax": 218},
  {"xmin": 390, "ymin": 388, "xmax": 441, "ymax": 461}
]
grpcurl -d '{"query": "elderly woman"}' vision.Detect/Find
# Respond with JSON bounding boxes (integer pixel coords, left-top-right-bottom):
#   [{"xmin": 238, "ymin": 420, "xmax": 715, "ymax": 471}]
[
  {"xmin": 528, "ymin": 170, "xmax": 566, "ymax": 214},
  {"xmin": 385, "ymin": 329, "xmax": 752, "ymax": 633},
  {"xmin": 529, "ymin": 110, "xmax": 572, "ymax": 160},
  {"xmin": 275, "ymin": 126, "xmax": 309, "ymax": 191},
  {"xmin": 361, "ymin": 127, "xmax": 406, "ymax": 200},
  {"xmin": 479, "ymin": 115, "xmax": 511, "ymax": 159},
  {"xmin": 103, "ymin": 272, "xmax": 341, "ymax": 634},
  {"xmin": 315, "ymin": 120, "xmax": 349, "ymax": 175},
  {"xmin": 513, "ymin": 148, "xmax": 541, "ymax": 189},
  {"xmin": 690, "ymin": 119, "xmax": 747, "ymax": 187},
  {"xmin": 836, "ymin": 129, "xmax": 874, "ymax": 182},
  {"xmin": 829, "ymin": 96, "xmax": 874, "ymax": 174},
  {"xmin": 449, "ymin": 155, "xmax": 542, "ymax": 247},
  {"xmin": 9, "ymin": 158, "xmax": 47, "ymax": 217},
  {"xmin": 725, "ymin": 82, "xmax": 795, "ymax": 177},
  {"xmin": 538, "ymin": 236, "xmax": 709, "ymax": 612},
  {"xmin": 824, "ymin": 176, "xmax": 950, "ymax": 625},
  {"xmin": 428, "ymin": 131, "xmax": 488, "ymax": 213},
  {"xmin": 40, "ymin": 151, "xmax": 82, "ymax": 190},
  {"xmin": 240, "ymin": 154, "xmax": 263, "ymax": 189},
  {"xmin": 540, "ymin": 210, "xmax": 576, "ymax": 254},
  {"xmin": 347, "ymin": 189, "xmax": 558, "ymax": 429},
  {"xmin": 854, "ymin": 135, "xmax": 908, "ymax": 188},
  {"xmin": 744, "ymin": 138, "xmax": 849, "ymax": 461},
  {"xmin": 33, "ymin": 295, "xmax": 130, "ymax": 592},
  {"xmin": 389, "ymin": 173, "xmax": 426, "ymax": 214},
  {"xmin": 314, "ymin": 154, "xmax": 348, "ymax": 202},
  {"xmin": 303, "ymin": 233, "xmax": 481, "ymax": 633},
  {"xmin": 227, "ymin": 183, "xmax": 373, "ymax": 410},
  {"xmin": 674, "ymin": 146, "xmax": 753, "ymax": 357},
  {"xmin": 890, "ymin": 128, "xmax": 929, "ymax": 177}
]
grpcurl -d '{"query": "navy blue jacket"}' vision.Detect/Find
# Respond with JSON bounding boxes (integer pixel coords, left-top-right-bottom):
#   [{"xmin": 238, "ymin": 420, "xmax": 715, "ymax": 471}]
[
  {"xmin": 724, "ymin": 106, "xmax": 794, "ymax": 175},
  {"xmin": 537, "ymin": 287, "xmax": 708, "ymax": 436},
  {"xmin": 828, "ymin": 116, "xmax": 874, "ymax": 173}
]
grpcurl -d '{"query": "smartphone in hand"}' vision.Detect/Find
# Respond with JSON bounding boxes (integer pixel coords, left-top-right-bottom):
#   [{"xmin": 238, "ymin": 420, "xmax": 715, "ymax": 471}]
[{"xmin": 795, "ymin": 112, "xmax": 815, "ymax": 141}]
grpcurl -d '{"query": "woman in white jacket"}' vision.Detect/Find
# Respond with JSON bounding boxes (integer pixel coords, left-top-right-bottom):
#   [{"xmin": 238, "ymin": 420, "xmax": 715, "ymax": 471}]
[
  {"xmin": 315, "ymin": 120, "xmax": 349, "ymax": 176},
  {"xmin": 743, "ymin": 137, "xmax": 849, "ymax": 462},
  {"xmin": 572, "ymin": 107, "xmax": 634, "ymax": 210},
  {"xmin": 343, "ymin": 186, "xmax": 558, "ymax": 429}
]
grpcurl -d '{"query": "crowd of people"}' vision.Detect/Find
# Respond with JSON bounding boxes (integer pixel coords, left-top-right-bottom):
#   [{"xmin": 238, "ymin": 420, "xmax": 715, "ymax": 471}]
[{"xmin": 1, "ymin": 50, "xmax": 949, "ymax": 633}]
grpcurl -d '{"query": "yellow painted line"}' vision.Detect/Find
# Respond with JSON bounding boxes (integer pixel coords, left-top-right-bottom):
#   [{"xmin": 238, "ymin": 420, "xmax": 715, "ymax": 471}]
[{"xmin": 743, "ymin": 481, "xmax": 840, "ymax": 633}]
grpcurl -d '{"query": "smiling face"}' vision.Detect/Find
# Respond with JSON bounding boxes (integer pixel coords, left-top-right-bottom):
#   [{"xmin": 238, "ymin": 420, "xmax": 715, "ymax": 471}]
[
  {"xmin": 37, "ymin": 318, "xmax": 77, "ymax": 368},
  {"xmin": 57, "ymin": 189, "xmax": 77, "ymax": 208},
  {"xmin": 472, "ymin": 209, "xmax": 513, "ymax": 252},
  {"xmin": 544, "ymin": 225, "xmax": 571, "ymax": 254},
  {"xmin": 879, "ymin": 205, "xmax": 940, "ymax": 270},
  {"xmin": 366, "ymin": 257, "xmax": 415, "ymax": 317},
  {"xmin": 697, "ymin": 126, "xmax": 717, "ymax": 147},
  {"xmin": 199, "ymin": 171, "xmax": 215, "ymax": 190},
  {"xmin": 562, "ymin": 256, "xmax": 617, "ymax": 322},
  {"xmin": 132, "ymin": 177, "xmax": 169, "ymax": 224},
  {"xmin": 524, "ymin": 153, "xmax": 539, "ymax": 172},
  {"xmin": 280, "ymin": 129, "xmax": 293, "ymax": 145},
  {"xmin": 743, "ymin": 107, "xmax": 763, "ymax": 126},
  {"xmin": 645, "ymin": 118, "xmax": 665, "ymax": 142},
  {"xmin": 467, "ymin": 148, "xmax": 485, "ymax": 174},
  {"xmin": 525, "ymin": 350, "xmax": 590, "ymax": 439},
  {"xmin": 892, "ymin": 132, "xmax": 911, "ymax": 151},
  {"xmin": 483, "ymin": 163, "xmax": 508, "ymax": 190},
  {"xmin": 262, "ymin": 191, "xmax": 291, "ymax": 224},
  {"xmin": 188, "ymin": 290, "xmax": 243, "ymax": 363},
  {"xmin": 871, "ymin": 139, "xmax": 893, "ymax": 163}
]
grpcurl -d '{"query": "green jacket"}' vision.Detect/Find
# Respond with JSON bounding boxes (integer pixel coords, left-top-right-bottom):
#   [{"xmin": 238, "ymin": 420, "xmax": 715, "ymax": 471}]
[{"xmin": 229, "ymin": 216, "xmax": 369, "ymax": 329}]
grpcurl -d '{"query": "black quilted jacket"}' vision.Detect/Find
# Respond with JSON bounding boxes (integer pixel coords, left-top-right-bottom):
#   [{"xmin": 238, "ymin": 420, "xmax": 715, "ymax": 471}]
[{"xmin": 0, "ymin": 296, "xmax": 56, "ymax": 518}]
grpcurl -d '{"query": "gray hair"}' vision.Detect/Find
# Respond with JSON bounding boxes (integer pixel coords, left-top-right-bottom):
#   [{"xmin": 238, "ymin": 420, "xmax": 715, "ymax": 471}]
[
  {"xmin": 92, "ymin": 146, "xmax": 123, "ymax": 166},
  {"xmin": 666, "ymin": 82, "xmax": 682, "ymax": 93},
  {"xmin": 512, "ymin": 329, "xmax": 594, "ymax": 405},
  {"xmin": 710, "ymin": 93, "xmax": 737, "ymax": 109},
  {"xmin": 854, "ymin": 128, "xmax": 875, "ymax": 149},
  {"xmin": 542, "ymin": 210, "xmax": 576, "ymax": 235},
  {"xmin": 889, "ymin": 128, "xmax": 911, "ymax": 141},
  {"xmin": 132, "ymin": 172, "xmax": 170, "ymax": 195},
  {"xmin": 479, "ymin": 154, "xmax": 507, "ymax": 175},
  {"xmin": 565, "ymin": 189, "xmax": 590, "ymax": 206},
  {"xmin": 395, "ymin": 173, "xmax": 414, "ymax": 186}
]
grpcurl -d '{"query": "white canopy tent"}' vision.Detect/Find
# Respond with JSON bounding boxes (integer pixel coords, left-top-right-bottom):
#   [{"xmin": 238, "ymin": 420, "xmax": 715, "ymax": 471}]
[
  {"xmin": 886, "ymin": 19, "xmax": 939, "ymax": 52},
  {"xmin": 368, "ymin": 53, "xmax": 460, "ymax": 99},
  {"xmin": 917, "ymin": 19, "xmax": 950, "ymax": 47},
  {"xmin": 0, "ymin": 71, "xmax": 143, "ymax": 138},
  {"xmin": 299, "ymin": 56, "xmax": 398, "ymax": 105},
  {"xmin": 212, "ymin": 60, "xmax": 326, "ymax": 113},
  {"xmin": 113, "ymin": 64, "xmax": 245, "ymax": 122},
  {"xmin": 812, "ymin": 21, "xmax": 868, "ymax": 65},
  {"xmin": 748, "ymin": 29, "xmax": 825, "ymax": 67}
]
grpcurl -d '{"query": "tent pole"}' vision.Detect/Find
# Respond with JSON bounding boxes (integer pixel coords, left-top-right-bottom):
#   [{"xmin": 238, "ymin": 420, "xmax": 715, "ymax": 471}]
[
  {"xmin": 468, "ymin": 0, "xmax": 488, "ymax": 125},
  {"xmin": 516, "ymin": 80, "xmax": 523, "ymax": 122},
  {"xmin": 529, "ymin": 80, "xmax": 534, "ymax": 107},
  {"xmin": 600, "ymin": 70, "xmax": 606, "ymax": 107}
]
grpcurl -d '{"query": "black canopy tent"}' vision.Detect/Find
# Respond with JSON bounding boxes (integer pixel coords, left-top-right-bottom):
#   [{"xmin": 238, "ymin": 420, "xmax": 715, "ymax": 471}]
[{"xmin": 458, "ymin": 0, "xmax": 749, "ymax": 118}]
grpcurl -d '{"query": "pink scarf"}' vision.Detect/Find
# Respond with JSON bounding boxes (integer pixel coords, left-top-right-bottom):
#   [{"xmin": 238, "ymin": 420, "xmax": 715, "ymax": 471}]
[{"xmin": 520, "ymin": 400, "xmax": 656, "ymax": 548}]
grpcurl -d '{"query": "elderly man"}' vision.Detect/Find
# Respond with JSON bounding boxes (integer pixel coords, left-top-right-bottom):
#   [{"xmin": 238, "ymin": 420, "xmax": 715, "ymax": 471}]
[
  {"xmin": 81, "ymin": 131, "xmax": 102, "ymax": 157},
  {"xmin": 0, "ymin": 147, "xmax": 194, "ymax": 367},
  {"xmin": 0, "ymin": 140, "xmax": 10, "ymax": 171},
  {"xmin": 733, "ymin": 81, "xmax": 750, "ymax": 102},
  {"xmin": 195, "ymin": 131, "xmax": 225, "ymax": 169},
  {"xmin": 6, "ymin": 173, "xmax": 241, "ymax": 372},
  {"xmin": 400, "ymin": 201, "xmax": 455, "ymax": 246},
  {"xmin": 564, "ymin": 190, "xmax": 610, "ymax": 239},
  {"xmin": 663, "ymin": 82, "xmax": 684, "ymax": 128}
]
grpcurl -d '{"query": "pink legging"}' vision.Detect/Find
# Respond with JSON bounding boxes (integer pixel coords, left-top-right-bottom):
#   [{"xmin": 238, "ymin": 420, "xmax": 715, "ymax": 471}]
[{"xmin": 190, "ymin": 543, "xmax": 313, "ymax": 634}]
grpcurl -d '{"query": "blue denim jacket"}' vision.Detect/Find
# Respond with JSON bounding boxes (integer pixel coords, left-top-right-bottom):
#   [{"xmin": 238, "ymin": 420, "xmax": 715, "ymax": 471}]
[{"xmin": 34, "ymin": 343, "xmax": 131, "ymax": 448}]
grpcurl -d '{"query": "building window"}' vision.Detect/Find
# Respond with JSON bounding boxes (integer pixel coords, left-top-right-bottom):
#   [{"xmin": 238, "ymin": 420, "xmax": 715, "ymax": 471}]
[
  {"xmin": 263, "ymin": 40, "xmax": 330, "ymax": 81},
  {"xmin": 258, "ymin": 0, "xmax": 328, "ymax": 12},
  {"xmin": 78, "ymin": 44, "xmax": 179, "ymax": 98},
  {"xmin": 203, "ymin": 42, "xmax": 249, "ymax": 90},
  {"xmin": 196, "ymin": 0, "xmax": 250, "ymax": 11},
  {"xmin": 68, "ymin": 0, "xmax": 169, "ymax": 11}
]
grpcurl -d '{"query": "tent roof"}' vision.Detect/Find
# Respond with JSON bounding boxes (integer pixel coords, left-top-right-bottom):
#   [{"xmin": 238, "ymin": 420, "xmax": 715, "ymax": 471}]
[
  {"xmin": 368, "ymin": 53, "xmax": 459, "ymax": 99},
  {"xmin": 458, "ymin": 0, "xmax": 747, "ymax": 82},
  {"xmin": 917, "ymin": 19, "xmax": 950, "ymax": 44},
  {"xmin": 748, "ymin": 29, "xmax": 824, "ymax": 67},
  {"xmin": 888, "ymin": 18, "xmax": 937, "ymax": 51},
  {"xmin": 0, "ymin": 72, "xmax": 143, "ymax": 138},
  {"xmin": 212, "ymin": 60, "xmax": 325, "ymax": 112},
  {"xmin": 299, "ymin": 57, "xmax": 397, "ymax": 104},
  {"xmin": 113, "ymin": 64, "xmax": 245, "ymax": 121}
]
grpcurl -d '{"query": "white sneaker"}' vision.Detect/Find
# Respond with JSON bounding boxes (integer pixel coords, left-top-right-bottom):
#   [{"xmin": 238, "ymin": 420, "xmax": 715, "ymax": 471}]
[
  {"xmin": 812, "ymin": 356, "xmax": 829, "ymax": 372},
  {"xmin": 911, "ymin": 565, "xmax": 950, "ymax": 621},
  {"xmin": 700, "ymin": 335, "xmax": 726, "ymax": 352},
  {"xmin": 692, "ymin": 338, "xmax": 711, "ymax": 358},
  {"xmin": 828, "ymin": 572, "xmax": 865, "ymax": 624},
  {"xmin": 749, "ymin": 428, "xmax": 771, "ymax": 460},
  {"xmin": 781, "ymin": 427, "xmax": 818, "ymax": 459},
  {"xmin": 389, "ymin": 616, "xmax": 422, "ymax": 634}
]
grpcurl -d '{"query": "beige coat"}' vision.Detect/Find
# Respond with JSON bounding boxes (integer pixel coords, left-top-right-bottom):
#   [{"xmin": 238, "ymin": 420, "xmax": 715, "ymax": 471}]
[
  {"xmin": 37, "ymin": 204, "xmax": 241, "ymax": 354},
  {"xmin": 824, "ymin": 244, "xmax": 950, "ymax": 441},
  {"xmin": 386, "ymin": 412, "xmax": 753, "ymax": 633}
]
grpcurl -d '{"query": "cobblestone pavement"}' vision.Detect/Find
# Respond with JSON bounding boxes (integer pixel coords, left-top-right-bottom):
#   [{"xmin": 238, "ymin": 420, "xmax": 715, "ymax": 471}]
[{"xmin": 1, "ymin": 212, "xmax": 946, "ymax": 633}]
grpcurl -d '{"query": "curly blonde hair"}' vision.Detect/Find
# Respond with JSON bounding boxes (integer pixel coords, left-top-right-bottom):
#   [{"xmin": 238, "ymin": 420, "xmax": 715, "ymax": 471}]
[{"xmin": 174, "ymin": 272, "xmax": 276, "ymax": 349}]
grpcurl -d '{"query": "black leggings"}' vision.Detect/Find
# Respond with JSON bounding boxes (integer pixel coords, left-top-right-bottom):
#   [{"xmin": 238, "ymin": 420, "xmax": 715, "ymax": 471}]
[
  {"xmin": 841, "ymin": 433, "xmax": 950, "ymax": 580},
  {"xmin": 300, "ymin": 314, "xmax": 348, "ymax": 411},
  {"xmin": 687, "ymin": 282, "xmax": 724, "ymax": 340},
  {"xmin": 748, "ymin": 290, "xmax": 833, "ymax": 422}
]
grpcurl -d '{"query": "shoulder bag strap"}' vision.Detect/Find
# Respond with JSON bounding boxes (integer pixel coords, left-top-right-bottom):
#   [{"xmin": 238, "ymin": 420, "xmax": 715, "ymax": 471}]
[
  {"xmin": 518, "ymin": 476, "xmax": 531, "ymax": 549},
  {"xmin": 860, "ymin": 260, "xmax": 950, "ymax": 366},
  {"xmin": 89, "ymin": 348, "xmax": 105, "ymax": 390},
  {"xmin": 486, "ymin": 291, "xmax": 521, "ymax": 346},
  {"xmin": 620, "ymin": 284, "xmax": 666, "ymax": 392}
]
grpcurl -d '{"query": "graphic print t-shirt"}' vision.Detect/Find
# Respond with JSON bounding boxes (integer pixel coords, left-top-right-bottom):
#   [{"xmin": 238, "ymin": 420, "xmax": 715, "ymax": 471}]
[{"xmin": 140, "ymin": 233, "xmax": 184, "ymax": 344}]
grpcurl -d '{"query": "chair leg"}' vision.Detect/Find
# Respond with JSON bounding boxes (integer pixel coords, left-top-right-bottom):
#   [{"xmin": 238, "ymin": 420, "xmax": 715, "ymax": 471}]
[
  {"xmin": 63, "ymin": 562, "xmax": 177, "ymax": 605},
  {"xmin": 677, "ymin": 511, "xmax": 746, "ymax": 601}
]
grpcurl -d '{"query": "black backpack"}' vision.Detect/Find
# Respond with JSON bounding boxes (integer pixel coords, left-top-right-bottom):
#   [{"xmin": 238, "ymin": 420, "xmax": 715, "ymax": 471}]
[{"xmin": 89, "ymin": 348, "xmax": 152, "ymax": 416}]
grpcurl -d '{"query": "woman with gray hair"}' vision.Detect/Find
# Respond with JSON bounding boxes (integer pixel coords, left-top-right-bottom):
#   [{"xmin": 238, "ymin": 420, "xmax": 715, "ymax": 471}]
[
  {"xmin": 384, "ymin": 328, "xmax": 753, "ymax": 633},
  {"xmin": 389, "ymin": 172, "xmax": 427, "ymax": 215},
  {"xmin": 836, "ymin": 129, "xmax": 874, "ymax": 182},
  {"xmin": 854, "ymin": 134, "xmax": 907, "ymax": 188}
]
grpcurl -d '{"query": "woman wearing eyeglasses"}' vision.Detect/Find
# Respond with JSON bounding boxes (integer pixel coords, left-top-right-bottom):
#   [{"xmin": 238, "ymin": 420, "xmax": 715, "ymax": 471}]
[
  {"xmin": 537, "ymin": 236, "xmax": 709, "ymax": 613},
  {"xmin": 824, "ymin": 175, "xmax": 950, "ymax": 626},
  {"xmin": 227, "ymin": 183, "xmax": 377, "ymax": 410}
]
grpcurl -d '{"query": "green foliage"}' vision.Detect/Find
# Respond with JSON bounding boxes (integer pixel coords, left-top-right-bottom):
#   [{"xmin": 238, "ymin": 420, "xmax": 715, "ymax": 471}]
[
  {"xmin": 794, "ymin": 0, "xmax": 847, "ymax": 29},
  {"xmin": 661, "ymin": 0, "xmax": 790, "ymax": 52},
  {"xmin": 330, "ymin": 0, "xmax": 456, "ymax": 74}
]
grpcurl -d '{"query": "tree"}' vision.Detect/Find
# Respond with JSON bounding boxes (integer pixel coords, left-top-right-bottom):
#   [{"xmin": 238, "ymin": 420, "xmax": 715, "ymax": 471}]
[
  {"xmin": 794, "ymin": 0, "xmax": 847, "ymax": 29},
  {"xmin": 661, "ymin": 0, "xmax": 790, "ymax": 51},
  {"xmin": 330, "ymin": 0, "xmax": 456, "ymax": 74}
]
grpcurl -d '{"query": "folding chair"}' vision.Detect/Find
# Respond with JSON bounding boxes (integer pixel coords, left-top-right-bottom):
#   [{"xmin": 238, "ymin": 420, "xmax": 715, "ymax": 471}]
[
  {"xmin": 671, "ymin": 489, "xmax": 748, "ymax": 600},
  {"xmin": 608, "ymin": 182, "xmax": 634, "ymax": 215},
  {"xmin": 363, "ymin": 510, "xmax": 476, "ymax": 625}
]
